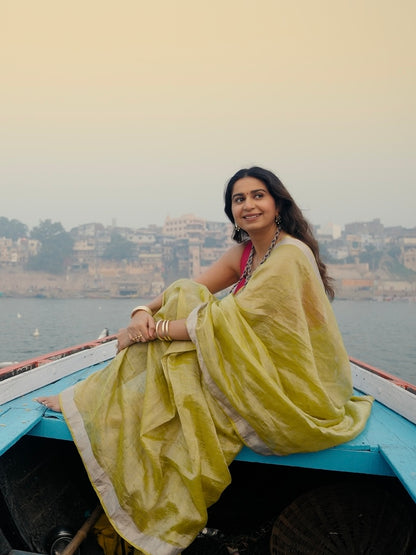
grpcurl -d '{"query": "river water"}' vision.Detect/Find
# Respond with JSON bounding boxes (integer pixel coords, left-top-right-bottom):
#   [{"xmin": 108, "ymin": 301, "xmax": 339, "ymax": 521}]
[{"xmin": 1, "ymin": 297, "xmax": 415, "ymax": 385}]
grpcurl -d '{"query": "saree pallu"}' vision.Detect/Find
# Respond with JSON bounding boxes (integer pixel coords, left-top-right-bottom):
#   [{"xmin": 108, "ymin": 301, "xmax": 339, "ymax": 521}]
[{"xmin": 60, "ymin": 238, "xmax": 373, "ymax": 555}]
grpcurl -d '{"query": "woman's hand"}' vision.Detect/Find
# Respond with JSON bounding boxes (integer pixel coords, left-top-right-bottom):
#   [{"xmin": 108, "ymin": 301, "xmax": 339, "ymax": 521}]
[
  {"xmin": 129, "ymin": 311, "xmax": 156, "ymax": 341},
  {"xmin": 116, "ymin": 310, "xmax": 191, "ymax": 353},
  {"xmin": 116, "ymin": 311, "xmax": 156, "ymax": 353},
  {"xmin": 116, "ymin": 327, "xmax": 134, "ymax": 353}
]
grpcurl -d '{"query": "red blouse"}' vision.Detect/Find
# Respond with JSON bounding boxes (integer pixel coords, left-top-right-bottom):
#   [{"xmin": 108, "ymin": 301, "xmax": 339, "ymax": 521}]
[{"xmin": 233, "ymin": 241, "xmax": 252, "ymax": 294}]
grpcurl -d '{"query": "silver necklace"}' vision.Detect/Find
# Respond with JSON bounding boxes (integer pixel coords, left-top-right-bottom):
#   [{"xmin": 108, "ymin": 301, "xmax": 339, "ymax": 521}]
[{"xmin": 233, "ymin": 225, "xmax": 281, "ymax": 292}]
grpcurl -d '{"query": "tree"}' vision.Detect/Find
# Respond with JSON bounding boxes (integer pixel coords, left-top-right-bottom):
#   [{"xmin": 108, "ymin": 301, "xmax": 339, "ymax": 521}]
[
  {"xmin": 382, "ymin": 246, "xmax": 416, "ymax": 279},
  {"xmin": 359, "ymin": 245, "xmax": 383, "ymax": 271},
  {"xmin": 27, "ymin": 219, "xmax": 74, "ymax": 274},
  {"xmin": 30, "ymin": 219, "xmax": 68, "ymax": 243},
  {"xmin": 102, "ymin": 232, "xmax": 136, "ymax": 261},
  {"xmin": 318, "ymin": 242, "xmax": 338, "ymax": 264},
  {"xmin": 0, "ymin": 217, "xmax": 28, "ymax": 240}
]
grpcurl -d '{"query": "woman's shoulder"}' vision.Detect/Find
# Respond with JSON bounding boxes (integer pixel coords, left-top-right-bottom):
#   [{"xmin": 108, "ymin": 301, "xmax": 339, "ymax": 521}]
[
  {"xmin": 224, "ymin": 242, "xmax": 248, "ymax": 261},
  {"xmin": 277, "ymin": 235, "xmax": 310, "ymax": 252},
  {"xmin": 194, "ymin": 242, "xmax": 247, "ymax": 293},
  {"xmin": 224, "ymin": 242, "xmax": 249, "ymax": 273},
  {"xmin": 275, "ymin": 236, "xmax": 321, "ymax": 281}
]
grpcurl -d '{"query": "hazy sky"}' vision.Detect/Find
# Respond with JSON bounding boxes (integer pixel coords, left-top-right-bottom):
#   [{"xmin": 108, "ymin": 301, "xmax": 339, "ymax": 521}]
[{"xmin": 1, "ymin": 0, "xmax": 415, "ymax": 232}]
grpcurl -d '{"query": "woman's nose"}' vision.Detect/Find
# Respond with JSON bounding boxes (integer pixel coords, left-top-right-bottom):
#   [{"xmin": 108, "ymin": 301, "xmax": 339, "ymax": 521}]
[{"xmin": 243, "ymin": 197, "xmax": 254, "ymax": 208}]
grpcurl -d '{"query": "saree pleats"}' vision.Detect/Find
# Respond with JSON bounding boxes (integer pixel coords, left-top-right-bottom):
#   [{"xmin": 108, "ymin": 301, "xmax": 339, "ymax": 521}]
[{"xmin": 60, "ymin": 238, "xmax": 372, "ymax": 554}]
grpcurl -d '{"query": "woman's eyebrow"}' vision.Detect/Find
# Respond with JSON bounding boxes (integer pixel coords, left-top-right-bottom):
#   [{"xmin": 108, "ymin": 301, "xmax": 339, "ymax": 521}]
[{"xmin": 232, "ymin": 188, "xmax": 265, "ymax": 199}]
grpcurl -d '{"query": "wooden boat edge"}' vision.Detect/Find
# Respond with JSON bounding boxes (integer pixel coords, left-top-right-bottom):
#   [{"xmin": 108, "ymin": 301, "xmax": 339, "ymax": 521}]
[
  {"xmin": 1, "ymin": 343, "xmax": 415, "ymax": 425},
  {"xmin": 0, "ymin": 343, "xmax": 415, "ymax": 553}
]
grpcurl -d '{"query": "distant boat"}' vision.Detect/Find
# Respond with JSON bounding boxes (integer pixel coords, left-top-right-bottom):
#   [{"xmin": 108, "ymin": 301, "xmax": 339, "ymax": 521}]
[
  {"xmin": 97, "ymin": 327, "xmax": 109, "ymax": 339},
  {"xmin": 32, "ymin": 328, "xmax": 40, "ymax": 337},
  {"xmin": 0, "ymin": 361, "xmax": 18, "ymax": 369}
]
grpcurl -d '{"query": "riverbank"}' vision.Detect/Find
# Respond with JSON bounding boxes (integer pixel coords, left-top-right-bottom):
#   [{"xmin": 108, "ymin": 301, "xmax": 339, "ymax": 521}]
[
  {"xmin": 1, "ymin": 266, "xmax": 415, "ymax": 301},
  {"xmin": 0, "ymin": 266, "xmax": 160, "ymax": 299}
]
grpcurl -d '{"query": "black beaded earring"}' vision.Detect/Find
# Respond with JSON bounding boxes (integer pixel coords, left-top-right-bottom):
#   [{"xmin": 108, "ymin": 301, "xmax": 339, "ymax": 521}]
[{"xmin": 232, "ymin": 223, "xmax": 243, "ymax": 242}]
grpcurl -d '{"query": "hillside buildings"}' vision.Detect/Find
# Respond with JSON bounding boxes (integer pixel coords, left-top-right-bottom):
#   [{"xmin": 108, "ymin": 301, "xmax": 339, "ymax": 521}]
[
  {"xmin": 0, "ymin": 216, "xmax": 415, "ymax": 299},
  {"xmin": 317, "ymin": 219, "xmax": 416, "ymax": 299}
]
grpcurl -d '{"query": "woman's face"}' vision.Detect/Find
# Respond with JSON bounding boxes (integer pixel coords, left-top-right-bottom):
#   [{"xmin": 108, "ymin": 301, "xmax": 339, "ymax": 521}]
[{"xmin": 231, "ymin": 177, "xmax": 279, "ymax": 234}]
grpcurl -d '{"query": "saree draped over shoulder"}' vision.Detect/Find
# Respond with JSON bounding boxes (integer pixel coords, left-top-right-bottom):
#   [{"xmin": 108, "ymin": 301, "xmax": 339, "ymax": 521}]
[{"xmin": 60, "ymin": 237, "xmax": 373, "ymax": 555}]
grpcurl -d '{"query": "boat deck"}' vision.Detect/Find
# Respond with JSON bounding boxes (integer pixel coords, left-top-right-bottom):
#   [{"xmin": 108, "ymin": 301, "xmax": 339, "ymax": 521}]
[{"xmin": 1, "ymin": 355, "xmax": 416, "ymax": 505}]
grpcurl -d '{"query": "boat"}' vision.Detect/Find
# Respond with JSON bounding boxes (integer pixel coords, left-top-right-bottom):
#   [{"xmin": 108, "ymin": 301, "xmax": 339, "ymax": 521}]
[{"xmin": 0, "ymin": 338, "xmax": 415, "ymax": 554}]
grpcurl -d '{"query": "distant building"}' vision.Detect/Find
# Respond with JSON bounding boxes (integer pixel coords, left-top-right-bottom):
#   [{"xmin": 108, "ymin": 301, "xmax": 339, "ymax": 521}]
[
  {"xmin": 344, "ymin": 218, "xmax": 384, "ymax": 237},
  {"xmin": 317, "ymin": 223, "xmax": 342, "ymax": 240},
  {"xmin": 400, "ymin": 237, "xmax": 416, "ymax": 272},
  {"xmin": 0, "ymin": 237, "xmax": 40, "ymax": 265},
  {"xmin": 163, "ymin": 214, "xmax": 206, "ymax": 241}
]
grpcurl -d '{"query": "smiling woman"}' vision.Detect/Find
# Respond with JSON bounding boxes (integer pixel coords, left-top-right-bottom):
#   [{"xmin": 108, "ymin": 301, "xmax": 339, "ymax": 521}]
[
  {"xmin": 224, "ymin": 167, "xmax": 335, "ymax": 299},
  {"xmin": 36, "ymin": 167, "xmax": 372, "ymax": 555},
  {"xmin": 231, "ymin": 177, "xmax": 280, "ymax": 246}
]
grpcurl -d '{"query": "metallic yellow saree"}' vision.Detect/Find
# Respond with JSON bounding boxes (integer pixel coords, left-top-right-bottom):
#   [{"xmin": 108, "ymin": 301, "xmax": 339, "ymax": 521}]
[{"xmin": 60, "ymin": 238, "xmax": 373, "ymax": 555}]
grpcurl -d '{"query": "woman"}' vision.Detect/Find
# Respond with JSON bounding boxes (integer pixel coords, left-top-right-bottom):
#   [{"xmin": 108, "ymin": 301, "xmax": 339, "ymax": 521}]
[{"xmin": 37, "ymin": 167, "xmax": 373, "ymax": 555}]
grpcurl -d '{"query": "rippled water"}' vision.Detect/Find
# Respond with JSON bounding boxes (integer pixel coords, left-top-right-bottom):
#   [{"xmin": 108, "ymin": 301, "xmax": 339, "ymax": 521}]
[
  {"xmin": 1, "ymin": 297, "xmax": 415, "ymax": 385},
  {"xmin": 332, "ymin": 299, "xmax": 416, "ymax": 385},
  {"xmin": 0, "ymin": 297, "xmax": 135, "ymax": 364}
]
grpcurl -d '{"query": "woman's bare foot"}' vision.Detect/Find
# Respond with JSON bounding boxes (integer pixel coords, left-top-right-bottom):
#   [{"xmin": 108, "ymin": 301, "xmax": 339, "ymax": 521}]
[{"xmin": 35, "ymin": 395, "xmax": 62, "ymax": 413}]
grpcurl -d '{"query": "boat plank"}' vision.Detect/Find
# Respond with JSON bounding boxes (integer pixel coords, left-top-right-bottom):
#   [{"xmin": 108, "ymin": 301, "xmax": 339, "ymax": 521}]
[
  {"xmin": 0, "ymin": 407, "xmax": 43, "ymax": 456},
  {"xmin": 351, "ymin": 360, "xmax": 416, "ymax": 425},
  {"xmin": 236, "ymin": 397, "xmax": 398, "ymax": 477},
  {"xmin": 0, "ymin": 361, "xmax": 109, "ymax": 456},
  {"xmin": 236, "ymin": 443, "xmax": 394, "ymax": 476},
  {"xmin": 0, "ymin": 340, "xmax": 117, "ymax": 405},
  {"xmin": 1, "ymin": 349, "xmax": 416, "ymax": 506},
  {"xmin": 358, "ymin": 397, "xmax": 416, "ymax": 503},
  {"xmin": 370, "ymin": 401, "xmax": 416, "ymax": 504},
  {"xmin": 236, "ymin": 397, "xmax": 416, "ymax": 503},
  {"xmin": 3, "ymin": 363, "xmax": 395, "ymax": 481},
  {"xmin": 28, "ymin": 412, "xmax": 72, "ymax": 441},
  {"xmin": 381, "ymin": 444, "xmax": 416, "ymax": 504}
]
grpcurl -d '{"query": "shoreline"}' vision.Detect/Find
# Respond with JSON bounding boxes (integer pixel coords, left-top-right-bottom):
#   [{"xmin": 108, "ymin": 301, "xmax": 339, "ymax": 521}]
[{"xmin": 1, "ymin": 267, "xmax": 415, "ymax": 302}]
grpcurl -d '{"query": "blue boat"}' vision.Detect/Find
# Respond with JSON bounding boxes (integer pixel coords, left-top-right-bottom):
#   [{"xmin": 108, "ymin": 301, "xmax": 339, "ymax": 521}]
[{"xmin": 0, "ymin": 338, "xmax": 415, "ymax": 554}]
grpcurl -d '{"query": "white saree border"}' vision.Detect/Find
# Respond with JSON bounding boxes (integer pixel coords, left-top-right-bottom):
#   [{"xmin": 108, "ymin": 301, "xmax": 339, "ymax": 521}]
[
  {"xmin": 186, "ymin": 306, "xmax": 275, "ymax": 456},
  {"xmin": 186, "ymin": 237, "xmax": 324, "ymax": 458},
  {"xmin": 60, "ymin": 386, "xmax": 183, "ymax": 555},
  {"xmin": 277, "ymin": 236, "xmax": 324, "ymax": 286}
]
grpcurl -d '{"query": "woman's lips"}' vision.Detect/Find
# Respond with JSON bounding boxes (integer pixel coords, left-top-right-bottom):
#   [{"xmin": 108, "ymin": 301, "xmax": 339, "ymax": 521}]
[{"xmin": 243, "ymin": 214, "xmax": 262, "ymax": 221}]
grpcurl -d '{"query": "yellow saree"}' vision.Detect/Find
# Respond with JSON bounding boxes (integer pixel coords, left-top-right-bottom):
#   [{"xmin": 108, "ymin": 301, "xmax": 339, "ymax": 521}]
[{"xmin": 60, "ymin": 237, "xmax": 373, "ymax": 554}]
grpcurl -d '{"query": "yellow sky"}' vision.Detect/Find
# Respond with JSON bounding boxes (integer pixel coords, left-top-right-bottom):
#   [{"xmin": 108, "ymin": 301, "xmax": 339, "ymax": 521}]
[{"xmin": 1, "ymin": 0, "xmax": 415, "ymax": 229}]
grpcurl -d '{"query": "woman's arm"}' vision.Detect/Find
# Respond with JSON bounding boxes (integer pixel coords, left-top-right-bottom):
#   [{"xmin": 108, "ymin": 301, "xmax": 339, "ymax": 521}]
[
  {"xmin": 116, "ymin": 244, "xmax": 244, "ymax": 352},
  {"xmin": 117, "ymin": 317, "xmax": 189, "ymax": 352},
  {"xmin": 194, "ymin": 243, "xmax": 244, "ymax": 293}
]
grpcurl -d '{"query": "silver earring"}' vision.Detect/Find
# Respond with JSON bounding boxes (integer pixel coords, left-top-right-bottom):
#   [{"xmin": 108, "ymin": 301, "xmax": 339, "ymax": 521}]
[
  {"xmin": 234, "ymin": 223, "xmax": 240, "ymax": 232},
  {"xmin": 275, "ymin": 215, "xmax": 282, "ymax": 226}
]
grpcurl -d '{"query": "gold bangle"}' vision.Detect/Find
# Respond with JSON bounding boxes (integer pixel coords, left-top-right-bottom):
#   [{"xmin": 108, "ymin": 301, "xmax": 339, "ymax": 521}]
[
  {"xmin": 155, "ymin": 319, "xmax": 172, "ymax": 341},
  {"xmin": 162, "ymin": 320, "xmax": 172, "ymax": 341},
  {"xmin": 155, "ymin": 319, "xmax": 163, "ymax": 340},
  {"xmin": 131, "ymin": 305, "xmax": 153, "ymax": 318}
]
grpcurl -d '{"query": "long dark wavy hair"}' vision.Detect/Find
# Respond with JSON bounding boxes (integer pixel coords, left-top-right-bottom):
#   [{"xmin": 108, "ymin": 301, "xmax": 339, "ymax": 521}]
[{"xmin": 224, "ymin": 166, "xmax": 334, "ymax": 299}]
